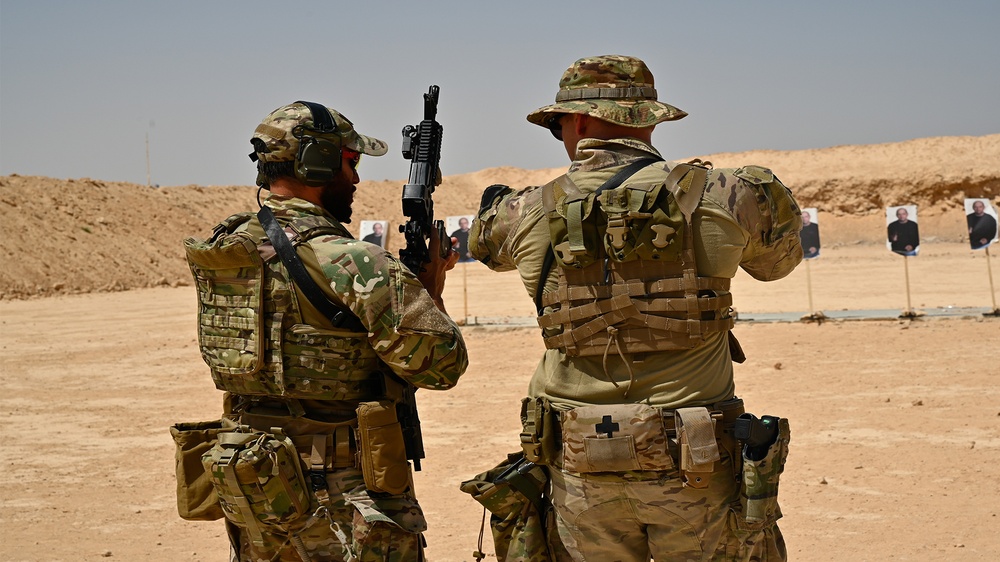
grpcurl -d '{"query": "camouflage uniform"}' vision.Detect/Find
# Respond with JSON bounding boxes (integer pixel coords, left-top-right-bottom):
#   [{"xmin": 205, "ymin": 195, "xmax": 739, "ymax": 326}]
[
  {"xmin": 187, "ymin": 102, "xmax": 468, "ymax": 561},
  {"xmin": 469, "ymin": 56, "xmax": 801, "ymax": 561}
]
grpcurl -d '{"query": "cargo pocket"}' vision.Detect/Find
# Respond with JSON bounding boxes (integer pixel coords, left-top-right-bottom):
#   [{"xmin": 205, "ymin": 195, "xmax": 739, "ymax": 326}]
[
  {"xmin": 725, "ymin": 502, "xmax": 787, "ymax": 561},
  {"xmin": 346, "ymin": 489, "xmax": 427, "ymax": 561}
]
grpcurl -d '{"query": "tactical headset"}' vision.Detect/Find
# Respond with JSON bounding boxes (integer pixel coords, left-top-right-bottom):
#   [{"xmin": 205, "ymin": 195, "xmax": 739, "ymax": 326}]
[{"xmin": 251, "ymin": 100, "xmax": 344, "ymax": 188}]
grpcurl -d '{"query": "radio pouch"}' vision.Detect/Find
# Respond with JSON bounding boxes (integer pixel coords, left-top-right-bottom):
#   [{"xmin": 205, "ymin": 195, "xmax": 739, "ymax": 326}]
[
  {"xmin": 675, "ymin": 407, "xmax": 721, "ymax": 488},
  {"xmin": 356, "ymin": 400, "xmax": 411, "ymax": 495}
]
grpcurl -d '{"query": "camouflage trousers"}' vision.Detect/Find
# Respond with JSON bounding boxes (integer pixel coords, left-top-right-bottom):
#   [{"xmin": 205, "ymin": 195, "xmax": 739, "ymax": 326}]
[
  {"xmin": 230, "ymin": 467, "xmax": 426, "ymax": 562},
  {"xmin": 547, "ymin": 457, "xmax": 786, "ymax": 561}
]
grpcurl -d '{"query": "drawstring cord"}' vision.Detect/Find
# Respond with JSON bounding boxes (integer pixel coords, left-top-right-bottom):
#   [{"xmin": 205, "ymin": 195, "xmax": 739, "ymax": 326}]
[{"xmin": 601, "ymin": 326, "xmax": 636, "ymax": 397}]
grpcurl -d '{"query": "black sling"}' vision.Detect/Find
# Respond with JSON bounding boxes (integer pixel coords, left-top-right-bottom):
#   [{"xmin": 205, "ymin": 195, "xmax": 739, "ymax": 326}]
[{"xmin": 257, "ymin": 206, "xmax": 365, "ymax": 332}]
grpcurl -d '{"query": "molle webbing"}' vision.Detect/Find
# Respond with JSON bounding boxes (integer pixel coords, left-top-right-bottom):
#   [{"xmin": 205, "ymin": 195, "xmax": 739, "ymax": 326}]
[
  {"xmin": 538, "ymin": 162, "xmax": 733, "ymax": 357},
  {"xmin": 538, "ymin": 266, "xmax": 733, "ymax": 355},
  {"xmin": 187, "ymin": 212, "xmax": 382, "ymax": 401}
]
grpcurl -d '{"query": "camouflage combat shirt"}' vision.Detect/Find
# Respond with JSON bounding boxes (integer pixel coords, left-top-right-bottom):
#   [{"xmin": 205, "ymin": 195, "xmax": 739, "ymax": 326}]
[{"xmin": 470, "ymin": 138, "xmax": 802, "ymax": 410}]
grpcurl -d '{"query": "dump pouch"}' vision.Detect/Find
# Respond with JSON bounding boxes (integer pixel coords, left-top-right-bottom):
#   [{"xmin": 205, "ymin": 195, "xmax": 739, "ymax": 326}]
[
  {"xmin": 740, "ymin": 417, "xmax": 790, "ymax": 524},
  {"xmin": 356, "ymin": 400, "xmax": 411, "ymax": 495},
  {"xmin": 201, "ymin": 428, "xmax": 313, "ymax": 548},
  {"xmin": 460, "ymin": 452, "xmax": 558, "ymax": 562},
  {"xmin": 169, "ymin": 418, "xmax": 236, "ymax": 521}
]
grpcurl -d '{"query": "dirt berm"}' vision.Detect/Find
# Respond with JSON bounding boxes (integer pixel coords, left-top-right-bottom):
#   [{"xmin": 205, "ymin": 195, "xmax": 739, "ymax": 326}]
[{"xmin": 1, "ymin": 134, "xmax": 997, "ymax": 299}]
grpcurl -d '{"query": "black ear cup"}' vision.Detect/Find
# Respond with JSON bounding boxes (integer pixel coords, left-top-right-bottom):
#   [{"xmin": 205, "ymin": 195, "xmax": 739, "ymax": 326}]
[
  {"xmin": 295, "ymin": 136, "xmax": 342, "ymax": 186},
  {"xmin": 293, "ymin": 101, "xmax": 342, "ymax": 187}
]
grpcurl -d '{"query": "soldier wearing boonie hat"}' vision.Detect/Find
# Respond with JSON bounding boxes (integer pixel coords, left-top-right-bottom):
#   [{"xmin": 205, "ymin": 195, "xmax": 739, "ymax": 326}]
[
  {"xmin": 465, "ymin": 55, "xmax": 802, "ymax": 560},
  {"xmin": 525, "ymin": 54, "xmax": 687, "ymax": 129},
  {"xmin": 180, "ymin": 101, "xmax": 467, "ymax": 561}
]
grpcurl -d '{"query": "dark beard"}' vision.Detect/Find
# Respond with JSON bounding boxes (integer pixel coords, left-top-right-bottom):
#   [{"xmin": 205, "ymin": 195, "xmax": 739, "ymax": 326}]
[{"xmin": 319, "ymin": 180, "xmax": 354, "ymax": 223}]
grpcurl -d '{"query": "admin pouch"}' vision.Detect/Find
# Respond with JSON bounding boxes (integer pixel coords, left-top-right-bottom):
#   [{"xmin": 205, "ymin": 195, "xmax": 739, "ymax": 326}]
[
  {"xmin": 559, "ymin": 403, "xmax": 674, "ymax": 473},
  {"xmin": 460, "ymin": 451, "xmax": 562, "ymax": 562},
  {"xmin": 356, "ymin": 400, "xmax": 411, "ymax": 495},
  {"xmin": 169, "ymin": 418, "xmax": 236, "ymax": 521},
  {"xmin": 201, "ymin": 428, "xmax": 313, "ymax": 548}
]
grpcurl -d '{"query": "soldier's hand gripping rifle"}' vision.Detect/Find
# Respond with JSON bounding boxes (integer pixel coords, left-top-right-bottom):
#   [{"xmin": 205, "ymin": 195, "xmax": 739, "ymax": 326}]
[
  {"xmin": 390, "ymin": 85, "xmax": 447, "ymax": 472},
  {"xmin": 399, "ymin": 85, "xmax": 449, "ymax": 274}
]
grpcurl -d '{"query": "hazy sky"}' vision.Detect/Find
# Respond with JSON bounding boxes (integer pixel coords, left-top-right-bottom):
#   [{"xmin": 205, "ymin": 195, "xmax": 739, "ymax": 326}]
[{"xmin": 2, "ymin": 0, "xmax": 998, "ymax": 187}]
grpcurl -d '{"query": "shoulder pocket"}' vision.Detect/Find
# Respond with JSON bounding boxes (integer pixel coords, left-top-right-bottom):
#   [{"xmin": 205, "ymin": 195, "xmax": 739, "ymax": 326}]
[{"xmin": 735, "ymin": 167, "xmax": 801, "ymax": 246}]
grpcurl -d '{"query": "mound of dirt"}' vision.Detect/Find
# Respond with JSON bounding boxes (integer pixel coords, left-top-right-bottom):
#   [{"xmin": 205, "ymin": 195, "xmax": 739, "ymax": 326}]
[{"xmin": 2, "ymin": 135, "xmax": 997, "ymax": 299}]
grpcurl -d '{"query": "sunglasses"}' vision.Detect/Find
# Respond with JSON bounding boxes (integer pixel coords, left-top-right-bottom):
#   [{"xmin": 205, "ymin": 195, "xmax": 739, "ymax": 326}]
[
  {"xmin": 547, "ymin": 115, "xmax": 565, "ymax": 141},
  {"xmin": 342, "ymin": 148, "xmax": 362, "ymax": 170}
]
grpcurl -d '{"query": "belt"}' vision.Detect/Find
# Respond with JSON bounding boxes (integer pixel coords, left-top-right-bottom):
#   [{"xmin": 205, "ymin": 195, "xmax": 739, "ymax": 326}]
[
  {"xmin": 239, "ymin": 409, "xmax": 359, "ymax": 471},
  {"xmin": 660, "ymin": 396, "xmax": 745, "ymax": 437}
]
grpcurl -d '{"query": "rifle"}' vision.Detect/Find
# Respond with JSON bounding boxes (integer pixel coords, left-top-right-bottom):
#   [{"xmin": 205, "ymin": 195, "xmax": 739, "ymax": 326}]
[
  {"xmin": 399, "ymin": 85, "xmax": 449, "ymax": 274},
  {"xmin": 389, "ymin": 85, "xmax": 448, "ymax": 472}
]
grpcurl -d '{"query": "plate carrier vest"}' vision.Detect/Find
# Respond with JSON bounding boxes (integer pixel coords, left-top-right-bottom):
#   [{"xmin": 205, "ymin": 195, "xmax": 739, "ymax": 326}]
[
  {"xmin": 537, "ymin": 161, "xmax": 734, "ymax": 358},
  {"xmin": 183, "ymin": 213, "xmax": 382, "ymax": 401}
]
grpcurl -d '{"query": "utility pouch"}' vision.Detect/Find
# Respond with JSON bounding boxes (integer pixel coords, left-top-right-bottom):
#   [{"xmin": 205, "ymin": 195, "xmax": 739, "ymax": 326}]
[
  {"xmin": 201, "ymin": 428, "xmax": 312, "ymax": 548},
  {"xmin": 169, "ymin": 419, "xmax": 235, "ymax": 521},
  {"xmin": 740, "ymin": 417, "xmax": 790, "ymax": 524},
  {"xmin": 520, "ymin": 397, "xmax": 560, "ymax": 464},
  {"xmin": 561, "ymin": 404, "xmax": 673, "ymax": 473},
  {"xmin": 460, "ymin": 451, "xmax": 556, "ymax": 562},
  {"xmin": 674, "ymin": 407, "xmax": 722, "ymax": 488},
  {"xmin": 356, "ymin": 400, "xmax": 411, "ymax": 495}
]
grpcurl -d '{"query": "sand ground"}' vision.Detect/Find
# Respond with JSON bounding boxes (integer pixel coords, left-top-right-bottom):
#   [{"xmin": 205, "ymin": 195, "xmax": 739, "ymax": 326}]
[
  {"xmin": 2, "ymin": 134, "xmax": 999, "ymax": 560},
  {"xmin": 1, "ymin": 242, "xmax": 999, "ymax": 561}
]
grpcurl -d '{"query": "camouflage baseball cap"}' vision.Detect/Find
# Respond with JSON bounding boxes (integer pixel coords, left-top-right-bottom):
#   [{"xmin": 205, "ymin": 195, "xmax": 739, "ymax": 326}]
[
  {"xmin": 526, "ymin": 55, "xmax": 687, "ymax": 129},
  {"xmin": 251, "ymin": 102, "xmax": 388, "ymax": 164}
]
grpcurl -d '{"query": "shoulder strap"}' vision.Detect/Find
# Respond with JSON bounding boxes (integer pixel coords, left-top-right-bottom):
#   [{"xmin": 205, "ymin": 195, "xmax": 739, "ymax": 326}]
[
  {"xmin": 210, "ymin": 212, "xmax": 255, "ymax": 242},
  {"xmin": 257, "ymin": 206, "xmax": 365, "ymax": 332},
  {"xmin": 534, "ymin": 157, "xmax": 662, "ymax": 315}
]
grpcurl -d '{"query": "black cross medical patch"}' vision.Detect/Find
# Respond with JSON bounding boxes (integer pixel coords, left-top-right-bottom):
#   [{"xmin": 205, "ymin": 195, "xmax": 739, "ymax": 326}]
[{"xmin": 595, "ymin": 415, "xmax": 620, "ymax": 438}]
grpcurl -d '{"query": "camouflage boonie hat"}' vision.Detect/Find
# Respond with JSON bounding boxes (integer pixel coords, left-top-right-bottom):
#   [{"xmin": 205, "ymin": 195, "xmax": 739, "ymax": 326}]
[
  {"xmin": 526, "ymin": 55, "xmax": 687, "ymax": 129},
  {"xmin": 251, "ymin": 102, "xmax": 388, "ymax": 164}
]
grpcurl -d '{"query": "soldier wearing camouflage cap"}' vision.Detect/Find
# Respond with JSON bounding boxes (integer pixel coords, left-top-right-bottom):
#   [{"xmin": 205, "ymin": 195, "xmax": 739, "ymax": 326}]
[
  {"xmin": 466, "ymin": 55, "xmax": 801, "ymax": 560},
  {"xmin": 181, "ymin": 101, "xmax": 467, "ymax": 561}
]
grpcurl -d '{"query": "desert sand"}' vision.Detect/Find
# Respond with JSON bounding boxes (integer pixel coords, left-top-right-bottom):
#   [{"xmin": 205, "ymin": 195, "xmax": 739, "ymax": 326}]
[{"xmin": 2, "ymin": 135, "xmax": 999, "ymax": 561}]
